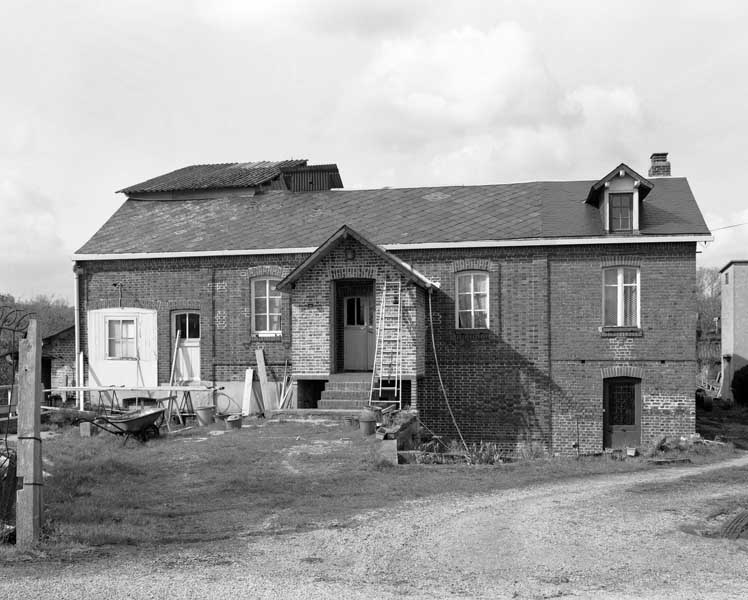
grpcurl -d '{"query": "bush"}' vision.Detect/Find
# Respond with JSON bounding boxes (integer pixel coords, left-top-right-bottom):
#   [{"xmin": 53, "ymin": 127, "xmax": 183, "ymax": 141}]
[{"xmin": 730, "ymin": 365, "xmax": 748, "ymax": 405}]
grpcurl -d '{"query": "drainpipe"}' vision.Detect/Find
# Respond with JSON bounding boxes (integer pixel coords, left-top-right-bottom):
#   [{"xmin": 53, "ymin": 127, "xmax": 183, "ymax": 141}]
[{"xmin": 73, "ymin": 262, "xmax": 82, "ymax": 410}]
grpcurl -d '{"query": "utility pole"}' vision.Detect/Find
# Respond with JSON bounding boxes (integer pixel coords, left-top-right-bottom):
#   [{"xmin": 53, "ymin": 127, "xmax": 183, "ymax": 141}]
[{"xmin": 16, "ymin": 319, "xmax": 42, "ymax": 547}]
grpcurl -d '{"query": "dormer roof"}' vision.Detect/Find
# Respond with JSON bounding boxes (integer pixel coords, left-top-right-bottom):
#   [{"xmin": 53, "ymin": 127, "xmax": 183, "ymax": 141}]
[{"xmin": 585, "ymin": 163, "xmax": 654, "ymax": 204}]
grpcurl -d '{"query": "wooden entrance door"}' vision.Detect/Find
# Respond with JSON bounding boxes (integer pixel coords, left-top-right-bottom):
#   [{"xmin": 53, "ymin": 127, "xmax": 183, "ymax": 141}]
[
  {"xmin": 603, "ymin": 377, "xmax": 641, "ymax": 448},
  {"xmin": 343, "ymin": 296, "xmax": 374, "ymax": 370},
  {"xmin": 174, "ymin": 312, "xmax": 200, "ymax": 383}
]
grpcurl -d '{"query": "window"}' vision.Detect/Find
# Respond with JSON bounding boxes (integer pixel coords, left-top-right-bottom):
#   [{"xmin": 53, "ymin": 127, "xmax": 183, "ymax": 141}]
[
  {"xmin": 252, "ymin": 279, "xmax": 281, "ymax": 335},
  {"xmin": 603, "ymin": 267, "xmax": 639, "ymax": 327},
  {"xmin": 174, "ymin": 312, "xmax": 200, "ymax": 340},
  {"xmin": 608, "ymin": 379, "xmax": 637, "ymax": 426},
  {"xmin": 345, "ymin": 297, "xmax": 366, "ymax": 326},
  {"xmin": 609, "ymin": 193, "xmax": 633, "ymax": 232},
  {"xmin": 107, "ymin": 318, "xmax": 136, "ymax": 358},
  {"xmin": 456, "ymin": 272, "xmax": 489, "ymax": 329}
]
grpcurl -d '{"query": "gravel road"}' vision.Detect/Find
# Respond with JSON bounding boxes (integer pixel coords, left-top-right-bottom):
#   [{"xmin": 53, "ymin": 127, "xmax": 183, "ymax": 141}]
[{"xmin": 3, "ymin": 455, "xmax": 748, "ymax": 599}]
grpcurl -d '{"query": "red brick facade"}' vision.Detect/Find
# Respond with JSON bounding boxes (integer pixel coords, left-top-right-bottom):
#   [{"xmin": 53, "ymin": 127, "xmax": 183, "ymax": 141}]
[
  {"xmin": 44, "ymin": 327, "xmax": 76, "ymax": 395},
  {"xmin": 77, "ymin": 240, "xmax": 697, "ymax": 455}
]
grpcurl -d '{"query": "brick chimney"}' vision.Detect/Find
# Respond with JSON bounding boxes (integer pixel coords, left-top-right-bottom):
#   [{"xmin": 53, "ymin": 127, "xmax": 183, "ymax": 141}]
[{"xmin": 648, "ymin": 152, "xmax": 671, "ymax": 177}]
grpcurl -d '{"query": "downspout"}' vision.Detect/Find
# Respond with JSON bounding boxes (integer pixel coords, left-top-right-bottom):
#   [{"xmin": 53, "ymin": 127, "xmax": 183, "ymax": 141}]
[{"xmin": 73, "ymin": 262, "xmax": 83, "ymax": 410}]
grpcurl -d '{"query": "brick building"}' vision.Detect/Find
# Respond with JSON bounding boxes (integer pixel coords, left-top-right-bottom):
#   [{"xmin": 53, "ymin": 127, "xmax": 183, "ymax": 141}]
[
  {"xmin": 1, "ymin": 324, "xmax": 76, "ymax": 403},
  {"xmin": 73, "ymin": 153, "xmax": 711, "ymax": 454}
]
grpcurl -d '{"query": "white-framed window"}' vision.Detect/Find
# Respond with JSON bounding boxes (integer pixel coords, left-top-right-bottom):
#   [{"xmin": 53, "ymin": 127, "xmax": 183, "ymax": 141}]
[
  {"xmin": 174, "ymin": 311, "xmax": 200, "ymax": 340},
  {"xmin": 603, "ymin": 267, "xmax": 640, "ymax": 327},
  {"xmin": 252, "ymin": 278, "xmax": 282, "ymax": 335},
  {"xmin": 106, "ymin": 318, "xmax": 136, "ymax": 358},
  {"xmin": 609, "ymin": 193, "xmax": 633, "ymax": 232},
  {"xmin": 456, "ymin": 271, "xmax": 489, "ymax": 329}
]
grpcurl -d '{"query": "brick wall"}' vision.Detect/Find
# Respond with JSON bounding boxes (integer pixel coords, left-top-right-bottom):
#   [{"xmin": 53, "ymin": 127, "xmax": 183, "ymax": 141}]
[
  {"xmin": 405, "ymin": 242, "xmax": 697, "ymax": 455},
  {"xmin": 77, "ymin": 255, "xmax": 307, "ymax": 388},
  {"xmin": 290, "ymin": 236, "xmax": 422, "ymax": 377},
  {"xmin": 77, "ymin": 240, "xmax": 697, "ymax": 455},
  {"xmin": 45, "ymin": 328, "xmax": 76, "ymax": 395}
]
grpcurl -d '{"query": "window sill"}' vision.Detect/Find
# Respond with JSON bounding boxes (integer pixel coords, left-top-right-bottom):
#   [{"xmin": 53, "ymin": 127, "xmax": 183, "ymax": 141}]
[
  {"xmin": 252, "ymin": 333, "xmax": 283, "ymax": 340},
  {"xmin": 599, "ymin": 326, "xmax": 643, "ymax": 338},
  {"xmin": 455, "ymin": 328, "xmax": 491, "ymax": 337},
  {"xmin": 105, "ymin": 357, "xmax": 138, "ymax": 361}
]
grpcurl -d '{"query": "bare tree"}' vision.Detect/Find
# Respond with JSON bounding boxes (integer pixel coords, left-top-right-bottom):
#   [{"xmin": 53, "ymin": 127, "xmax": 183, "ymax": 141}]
[{"xmin": 696, "ymin": 267, "xmax": 721, "ymax": 337}]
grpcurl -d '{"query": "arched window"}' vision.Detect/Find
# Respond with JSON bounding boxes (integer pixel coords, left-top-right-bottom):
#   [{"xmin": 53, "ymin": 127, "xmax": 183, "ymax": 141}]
[
  {"xmin": 455, "ymin": 271, "xmax": 489, "ymax": 329},
  {"xmin": 603, "ymin": 267, "xmax": 639, "ymax": 327},
  {"xmin": 252, "ymin": 278, "xmax": 282, "ymax": 335}
]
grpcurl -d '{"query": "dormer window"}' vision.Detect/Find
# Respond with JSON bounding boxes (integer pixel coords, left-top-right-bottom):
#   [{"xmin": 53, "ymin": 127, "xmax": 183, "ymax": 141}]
[
  {"xmin": 609, "ymin": 193, "xmax": 633, "ymax": 232},
  {"xmin": 586, "ymin": 163, "xmax": 653, "ymax": 235}
]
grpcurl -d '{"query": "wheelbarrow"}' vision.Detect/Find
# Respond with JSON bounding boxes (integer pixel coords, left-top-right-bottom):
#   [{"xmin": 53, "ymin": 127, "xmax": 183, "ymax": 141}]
[{"xmin": 80, "ymin": 407, "xmax": 166, "ymax": 445}]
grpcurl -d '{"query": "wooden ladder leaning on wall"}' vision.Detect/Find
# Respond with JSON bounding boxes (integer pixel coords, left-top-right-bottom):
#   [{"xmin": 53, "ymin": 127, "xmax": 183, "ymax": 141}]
[{"xmin": 369, "ymin": 279, "xmax": 402, "ymax": 409}]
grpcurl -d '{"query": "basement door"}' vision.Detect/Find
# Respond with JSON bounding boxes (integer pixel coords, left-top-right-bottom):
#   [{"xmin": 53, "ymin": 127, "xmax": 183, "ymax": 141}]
[
  {"xmin": 173, "ymin": 312, "xmax": 200, "ymax": 383},
  {"xmin": 603, "ymin": 377, "xmax": 641, "ymax": 448},
  {"xmin": 343, "ymin": 296, "xmax": 375, "ymax": 371}
]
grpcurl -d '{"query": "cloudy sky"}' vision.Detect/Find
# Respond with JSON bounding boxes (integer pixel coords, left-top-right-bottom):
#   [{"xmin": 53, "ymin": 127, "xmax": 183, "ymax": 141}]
[{"xmin": 1, "ymin": 1, "xmax": 747, "ymax": 302}]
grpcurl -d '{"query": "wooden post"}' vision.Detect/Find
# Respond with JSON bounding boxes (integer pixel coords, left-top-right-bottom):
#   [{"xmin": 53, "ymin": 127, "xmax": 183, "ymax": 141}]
[{"xmin": 16, "ymin": 319, "xmax": 43, "ymax": 547}]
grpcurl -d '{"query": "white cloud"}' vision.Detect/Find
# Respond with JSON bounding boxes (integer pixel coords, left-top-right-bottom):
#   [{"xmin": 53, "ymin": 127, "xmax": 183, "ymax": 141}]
[
  {"xmin": 698, "ymin": 208, "xmax": 748, "ymax": 270},
  {"xmin": 191, "ymin": 0, "xmax": 424, "ymax": 35},
  {"xmin": 333, "ymin": 23, "xmax": 647, "ymax": 186},
  {"xmin": 0, "ymin": 179, "xmax": 72, "ymax": 299}
]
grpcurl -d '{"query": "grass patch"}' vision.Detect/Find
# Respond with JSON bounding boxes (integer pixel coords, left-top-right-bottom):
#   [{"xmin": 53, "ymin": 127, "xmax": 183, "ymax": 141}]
[
  {"xmin": 697, "ymin": 401, "xmax": 748, "ymax": 449},
  {"xmin": 32, "ymin": 420, "xmax": 736, "ymax": 553}
]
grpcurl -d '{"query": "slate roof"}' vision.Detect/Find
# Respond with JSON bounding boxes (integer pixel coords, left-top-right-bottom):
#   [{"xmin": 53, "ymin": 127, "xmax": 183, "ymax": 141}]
[
  {"xmin": 76, "ymin": 177, "xmax": 710, "ymax": 256},
  {"xmin": 119, "ymin": 160, "xmax": 309, "ymax": 194}
]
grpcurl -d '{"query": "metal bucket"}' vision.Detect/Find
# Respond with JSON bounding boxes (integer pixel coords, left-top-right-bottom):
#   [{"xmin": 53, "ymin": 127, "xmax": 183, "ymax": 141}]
[
  {"xmin": 195, "ymin": 406, "xmax": 215, "ymax": 427},
  {"xmin": 359, "ymin": 410, "xmax": 377, "ymax": 436},
  {"xmin": 226, "ymin": 414, "xmax": 243, "ymax": 430}
]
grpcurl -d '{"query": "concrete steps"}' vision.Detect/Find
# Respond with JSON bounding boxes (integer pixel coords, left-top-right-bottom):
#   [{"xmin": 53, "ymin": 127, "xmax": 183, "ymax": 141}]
[{"xmin": 317, "ymin": 373, "xmax": 372, "ymax": 410}]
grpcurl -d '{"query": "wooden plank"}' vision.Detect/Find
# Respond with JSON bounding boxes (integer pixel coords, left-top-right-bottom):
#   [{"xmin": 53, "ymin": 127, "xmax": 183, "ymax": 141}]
[
  {"xmin": 16, "ymin": 319, "xmax": 43, "ymax": 548},
  {"xmin": 168, "ymin": 330, "xmax": 181, "ymax": 386},
  {"xmin": 48, "ymin": 385, "xmax": 217, "ymax": 392},
  {"xmin": 241, "ymin": 368, "xmax": 255, "ymax": 416},
  {"xmin": 255, "ymin": 349, "xmax": 278, "ymax": 411},
  {"xmin": 166, "ymin": 331, "xmax": 182, "ymax": 428},
  {"xmin": 255, "ymin": 349, "xmax": 268, "ymax": 385}
]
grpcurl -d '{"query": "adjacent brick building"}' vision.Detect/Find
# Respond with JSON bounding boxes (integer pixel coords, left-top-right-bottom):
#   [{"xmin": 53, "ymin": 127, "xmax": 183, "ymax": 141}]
[
  {"xmin": 73, "ymin": 154, "xmax": 711, "ymax": 454},
  {"xmin": 720, "ymin": 260, "xmax": 748, "ymax": 402}
]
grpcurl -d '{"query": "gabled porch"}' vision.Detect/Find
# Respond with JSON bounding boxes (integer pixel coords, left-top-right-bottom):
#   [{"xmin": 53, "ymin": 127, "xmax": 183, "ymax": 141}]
[{"xmin": 276, "ymin": 225, "xmax": 436, "ymax": 410}]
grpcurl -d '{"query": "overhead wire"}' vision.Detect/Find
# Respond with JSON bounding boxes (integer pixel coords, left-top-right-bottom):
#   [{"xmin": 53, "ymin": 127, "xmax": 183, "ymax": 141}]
[
  {"xmin": 427, "ymin": 291, "xmax": 470, "ymax": 457},
  {"xmin": 711, "ymin": 222, "xmax": 748, "ymax": 232}
]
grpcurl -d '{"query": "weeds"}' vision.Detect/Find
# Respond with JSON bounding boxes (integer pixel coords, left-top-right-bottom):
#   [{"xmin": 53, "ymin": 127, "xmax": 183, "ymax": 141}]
[{"xmin": 33, "ymin": 421, "xmax": 744, "ymax": 552}]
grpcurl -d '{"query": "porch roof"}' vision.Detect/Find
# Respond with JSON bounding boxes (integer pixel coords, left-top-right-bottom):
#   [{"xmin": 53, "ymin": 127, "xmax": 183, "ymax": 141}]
[{"xmin": 276, "ymin": 225, "xmax": 438, "ymax": 291}]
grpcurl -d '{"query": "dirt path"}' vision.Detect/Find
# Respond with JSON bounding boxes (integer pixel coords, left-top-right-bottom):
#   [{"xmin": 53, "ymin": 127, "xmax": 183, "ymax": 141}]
[{"xmin": 3, "ymin": 455, "xmax": 748, "ymax": 599}]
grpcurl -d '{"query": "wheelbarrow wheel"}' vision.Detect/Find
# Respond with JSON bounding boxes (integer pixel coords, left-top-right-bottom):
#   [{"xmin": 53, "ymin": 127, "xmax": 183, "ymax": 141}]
[{"xmin": 144, "ymin": 424, "xmax": 160, "ymax": 440}]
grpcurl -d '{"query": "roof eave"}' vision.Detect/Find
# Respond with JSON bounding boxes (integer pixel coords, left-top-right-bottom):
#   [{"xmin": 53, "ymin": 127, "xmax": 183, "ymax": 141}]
[{"xmin": 73, "ymin": 233, "xmax": 714, "ymax": 263}]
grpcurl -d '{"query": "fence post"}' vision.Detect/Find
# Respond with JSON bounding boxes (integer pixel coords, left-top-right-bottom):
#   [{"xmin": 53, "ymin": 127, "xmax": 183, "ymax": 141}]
[{"xmin": 16, "ymin": 319, "xmax": 43, "ymax": 547}]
